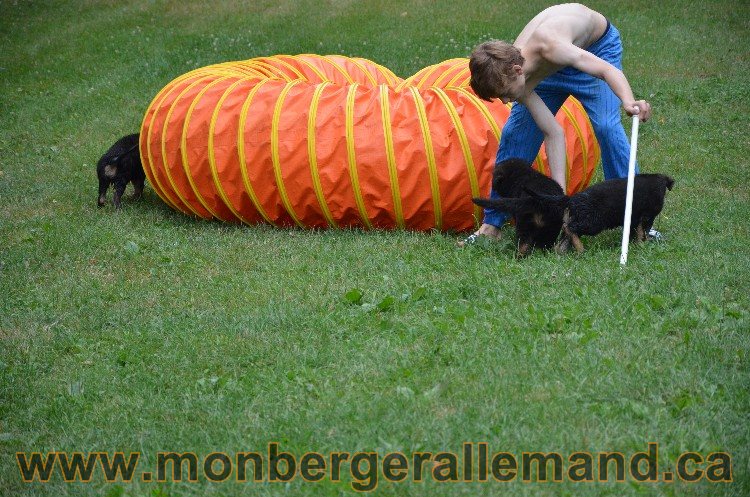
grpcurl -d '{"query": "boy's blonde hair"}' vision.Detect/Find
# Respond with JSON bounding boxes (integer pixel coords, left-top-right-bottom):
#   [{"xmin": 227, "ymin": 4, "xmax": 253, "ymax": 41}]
[{"xmin": 469, "ymin": 40, "xmax": 525, "ymax": 101}]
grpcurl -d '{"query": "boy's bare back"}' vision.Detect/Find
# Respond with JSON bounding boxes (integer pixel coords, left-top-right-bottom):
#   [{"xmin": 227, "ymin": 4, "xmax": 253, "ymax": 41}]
[{"xmin": 514, "ymin": 3, "xmax": 608, "ymax": 87}]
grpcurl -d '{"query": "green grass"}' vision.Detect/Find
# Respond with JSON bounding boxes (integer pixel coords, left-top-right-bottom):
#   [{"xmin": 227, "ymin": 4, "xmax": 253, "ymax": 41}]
[{"xmin": 1, "ymin": 1, "xmax": 749, "ymax": 496}]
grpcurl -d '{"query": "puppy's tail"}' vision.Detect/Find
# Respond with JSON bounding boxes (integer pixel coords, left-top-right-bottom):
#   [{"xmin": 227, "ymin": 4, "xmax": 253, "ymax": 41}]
[
  {"xmin": 472, "ymin": 196, "xmax": 531, "ymax": 215},
  {"xmin": 111, "ymin": 142, "xmax": 140, "ymax": 164},
  {"xmin": 472, "ymin": 197, "xmax": 494, "ymax": 210},
  {"xmin": 522, "ymin": 187, "xmax": 570, "ymax": 208}
]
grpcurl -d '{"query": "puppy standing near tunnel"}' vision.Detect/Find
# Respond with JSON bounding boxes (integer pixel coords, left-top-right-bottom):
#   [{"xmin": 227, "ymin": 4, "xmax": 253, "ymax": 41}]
[
  {"xmin": 470, "ymin": 158, "xmax": 565, "ymax": 256},
  {"xmin": 97, "ymin": 133, "xmax": 145, "ymax": 208},
  {"xmin": 533, "ymin": 173, "xmax": 674, "ymax": 253}
]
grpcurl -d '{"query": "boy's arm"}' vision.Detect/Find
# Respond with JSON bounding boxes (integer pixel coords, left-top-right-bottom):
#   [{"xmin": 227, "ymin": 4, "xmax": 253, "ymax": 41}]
[
  {"xmin": 541, "ymin": 40, "xmax": 651, "ymax": 121},
  {"xmin": 519, "ymin": 91, "xmax": 567, "ymax": 190}
]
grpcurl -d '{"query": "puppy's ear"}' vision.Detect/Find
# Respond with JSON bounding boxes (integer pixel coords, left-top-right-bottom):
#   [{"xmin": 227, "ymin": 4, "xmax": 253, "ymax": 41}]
[{"xmin": 491, "ymin": 168, "xmax": 506, "ymax": 186}]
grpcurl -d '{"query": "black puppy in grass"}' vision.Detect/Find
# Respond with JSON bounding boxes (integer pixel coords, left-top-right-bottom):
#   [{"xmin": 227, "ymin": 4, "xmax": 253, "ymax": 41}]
[
  {"xmin": 471, "ymin": 158, "xmax": 565, "ymax": 256},
  {"xmin": 527, "ymin": 173, "xmax": 674, "ymax": 253},
  {"xmin": 97, "ymin": 133, "xmax": 145, "ymax": 208}
]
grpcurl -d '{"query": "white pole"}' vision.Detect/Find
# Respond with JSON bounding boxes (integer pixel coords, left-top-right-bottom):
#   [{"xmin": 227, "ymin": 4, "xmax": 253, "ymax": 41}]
[{"xmin": 620, "ymin": 111, "xmax": 640, "ymax": 265}]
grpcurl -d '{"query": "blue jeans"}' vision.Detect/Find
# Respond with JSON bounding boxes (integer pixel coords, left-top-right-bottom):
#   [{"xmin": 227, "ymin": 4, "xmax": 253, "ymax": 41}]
[{"xmin": 483, "ymin": 22, "xmax": 639, "ymax": 227}]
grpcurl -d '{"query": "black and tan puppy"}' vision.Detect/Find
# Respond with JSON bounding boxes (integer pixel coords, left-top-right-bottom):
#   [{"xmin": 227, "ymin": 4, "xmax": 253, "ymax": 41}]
[
  {"xmin": 97, "ymin": 133, "xmax": 145, "ymax": 208},
  {"xmin": 530, "ymin": 173, "xmax": 674, "ymax": 253},
  {"xmin": 472, "ymin": 158, "xmax": 565, "ymax": 256}
]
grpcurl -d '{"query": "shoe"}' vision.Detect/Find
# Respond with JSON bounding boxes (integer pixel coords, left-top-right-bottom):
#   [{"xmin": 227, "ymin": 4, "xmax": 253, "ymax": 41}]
[
  {"xmin": 457, "ymin": 233, "xmax": 482, "ymax": 247},
  {"xmin": 647, "ymin": 228, "xmax": 663, "ymax": 241},
  {"xmin": 457, "ymin": 232, "xmax": 502, "ymax": 248}
]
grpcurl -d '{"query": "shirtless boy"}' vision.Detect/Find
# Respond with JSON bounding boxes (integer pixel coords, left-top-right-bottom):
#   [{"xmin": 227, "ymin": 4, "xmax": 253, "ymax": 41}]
[{"xmin": 461, "ymin": 3, "xmax": 653, "ymax": 245}]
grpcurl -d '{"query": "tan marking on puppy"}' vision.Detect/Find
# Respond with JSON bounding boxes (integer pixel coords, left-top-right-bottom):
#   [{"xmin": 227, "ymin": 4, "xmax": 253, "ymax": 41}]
[
  {"xmin": 104, "ymin": 164, "xmax": 118, "ymax": 179},
  {"xmin": 533, "ymin": 212, "xmax": 545, "ymax": 227},
  {"xmin": 635, "ymin": 224, "xmax": 646, "ymax": 242},
  {"xmin": 554, "ymin": 209, "xmax": 573, "ymax": 253},
  {"xmin": 518, "ymin": 242, "xmax": 532, "ymax": 257},
  {"xmin": 563, "ymin": 224, "xmax": 585, "ymax": 253}
]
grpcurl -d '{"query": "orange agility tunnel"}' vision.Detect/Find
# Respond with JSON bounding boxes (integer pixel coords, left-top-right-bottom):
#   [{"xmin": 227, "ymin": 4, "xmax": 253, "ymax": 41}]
[{"xmin": 140, "ymin": 54, "xmax": 599, "ymax": 231}]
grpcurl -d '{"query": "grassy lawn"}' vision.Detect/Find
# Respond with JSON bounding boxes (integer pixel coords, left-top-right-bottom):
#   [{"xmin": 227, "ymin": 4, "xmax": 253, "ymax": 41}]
[{"xmin": 1, "ymin": 1, "xmax": 748, "ymax": 495}]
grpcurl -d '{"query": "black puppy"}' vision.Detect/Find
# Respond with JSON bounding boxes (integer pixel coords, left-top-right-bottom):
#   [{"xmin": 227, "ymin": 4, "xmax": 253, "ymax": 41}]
[
  {"xmin": 531, "ymin": 173, "xmax": 674, "ymax": 253},
  {"xmin": 472, "ymin": 158, "xmax": 565, "ymax": 256},
  {"xmin": 97, "ymin": 133, "xmax": 145, "ymax": 208}
]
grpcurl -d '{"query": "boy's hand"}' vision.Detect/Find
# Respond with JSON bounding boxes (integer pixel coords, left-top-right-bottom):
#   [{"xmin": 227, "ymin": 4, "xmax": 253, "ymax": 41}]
[{"xmin": 624, "ymin": 100, "xmax": 651, "ymax": 122}]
